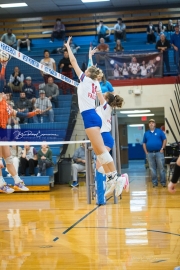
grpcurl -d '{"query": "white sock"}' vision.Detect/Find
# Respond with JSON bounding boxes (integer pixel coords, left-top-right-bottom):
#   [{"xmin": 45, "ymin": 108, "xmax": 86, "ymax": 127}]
[
  {"xmin": 0, "ymin": 176, "xmax": 5, "ymax": 186},
  {"xmin": 98, "ymin": 166, "xmax": 105, "ymax": 174},
  {"xmin": 106, "ymin": 171, "xmax": 117, "ymax": 181},
  {"xmin": 28, "ymin": 46, "xmax": 30, "ymax": 51},
  {"xmin": 13, "ymin": 175, "xmax": 22, "ymax": 184}
]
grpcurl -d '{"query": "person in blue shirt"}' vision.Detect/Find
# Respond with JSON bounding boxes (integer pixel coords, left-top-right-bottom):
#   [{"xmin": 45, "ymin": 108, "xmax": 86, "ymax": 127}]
[
  {"xmin": 143, "ymin": 119, "xmax": 167, "ymax": 187},
  {"xmin": 98, "ymin": 73, "xmax": 114, "ymax": 95},
  {"xmin": 171, "ymin": 24, "xmax": 180, "ymax": 72},
  {"xmin": 97, "ymin": 20, "xmax": 111, "ymax": 43}
]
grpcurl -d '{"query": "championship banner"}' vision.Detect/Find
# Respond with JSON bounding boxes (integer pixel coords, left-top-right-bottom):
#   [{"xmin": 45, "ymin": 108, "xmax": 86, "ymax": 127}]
[{"xmin": 104, "ymin": 52, "xmax": 163, "ymax": 80}]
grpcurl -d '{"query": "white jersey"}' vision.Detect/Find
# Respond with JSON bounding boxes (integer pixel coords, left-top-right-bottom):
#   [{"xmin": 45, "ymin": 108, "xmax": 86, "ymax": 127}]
[
  {"xmin": 140, "ymin": 65, "xmax": 147, "ymax": 76},
  {"xmin": 129, "ymin": 63, "xmax": 140, "ymax": 74},
  {"xmin": 78, "ymin": 72, "xmax": 101, "ymax": 113},
  {"xmin": 96, "ymin": 102, "xmax": 112, "ymax": 133}
]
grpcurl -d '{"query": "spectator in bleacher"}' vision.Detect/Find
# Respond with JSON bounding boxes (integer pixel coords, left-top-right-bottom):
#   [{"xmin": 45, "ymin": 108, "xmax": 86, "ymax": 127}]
[
  {"xmin": 51, "ymin": 40, "xmax": 67, "ymax": 54},
  {"xmin": 8, "ymin": 66, "xmax": 24, "ymax": 92},
  {"xmin": 97, "ymin": 20, "xmax": 111, "ymax": 43},
  {"xmin": 114, "ymin": 18, "xmax": 126, "ymax": 42},
  {"xmin": 22, "ymin": 76, "xmax": 36, "ymax": 106},
  {"xmin": 19, "ymin": 145, "xmax": 38, "ymax": 176},
  {"xmin": 120, "ymin": 63, "xmax": 130, "ymax": 79},
  {"xmin": 156, "ymin": 21, "xmax": 166, "ymax": 38},
  {"xmin": 58, "ymin": 50, "xmax": 74, "ymax": 94},
  {"xmin": 5, "ymin": 146, "xmax": 22, "ymax": 177},
  {"xmin": 71, "ymin": 142, "xmax": 86, "ymax": 187},
  {"xmin": 15, "ymin": 92, "xmax": 32, "ymax": 124},
  {"xmin": 129, "ymin": 57, "xmax": 140, "ymax": 79},
  {"xmin": 171, "ymin": 24, "xmax": 180, "ymax": 72},
  {"xmin": 17, "ymin": 33, "xmax": 31, "ymax": 52},
  {"xmin": 37, "ymin": 144, "xmax": 53, "ymax": 176},
  {"xmin": 69, "ymin": 38, "xmax": 80, "ymax": 54},
  {"xmin": 156, "ymin": 34, "xmax": 170, "ymax": 73},
  {"xmin": 96, "ymin": 38, "xmax": 109, "ymax": 65},
  {"xmin": 166, "ymin": 19, "xmax": 174, "ymax": 34},
  {"xmin": 50, "ymin": 18, "xmax": 65, "ymax": 43},
  {"xmin": 43, "ymin": 76, "xmax": 59, "ymax": 108},
  {"xmin": 147, "ymin": 22, "xmax": 156, "ymax": 44},
  {"xmin": 5, "ymin": 93, "xmax": 14, "ymax": 107},
  {"xmin": 1, "ymin": 28, "xmax": 16, "ymax": 47},
  {"xmin": 40, "ymin": 50, "xmax": 56, "ymax": 84},
  {"xmin": 6, "ymin": 99, "xmax": 20, "ymax": 129},
  {"xmin": 114, "ymin": 39, "xmax": 124, "ymax": 52},
  {"xmin": 33, "ymin": 90, "xmax": 54, "ymax": 123}
]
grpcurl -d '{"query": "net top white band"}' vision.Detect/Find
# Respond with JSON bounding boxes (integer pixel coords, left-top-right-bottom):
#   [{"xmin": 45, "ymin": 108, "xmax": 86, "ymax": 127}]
[{"xmin": 0, "ymin": 140, "xmax": 90, "ymax": 146}]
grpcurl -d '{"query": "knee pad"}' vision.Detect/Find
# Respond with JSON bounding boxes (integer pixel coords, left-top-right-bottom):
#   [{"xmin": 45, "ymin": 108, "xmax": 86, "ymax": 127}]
[
  {"xmin": 4, "ymin": 156, "xmax": 13, "ymax": 165},
  {"xmin": 98, "ymin": 166, "xmax": 105, "ymax": 174},
  {"xmin": 97, "ymin": 151, "xmax": 113, "ymax": 165}
]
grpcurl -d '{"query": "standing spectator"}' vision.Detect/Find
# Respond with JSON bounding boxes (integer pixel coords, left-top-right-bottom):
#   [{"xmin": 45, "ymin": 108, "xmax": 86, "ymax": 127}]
[
  {"xmin": 33, "ymin": 90, "xmax": 54, "ymax": 123},
  {"xmin": 171, "ymin": 24, "xmax": 180, "ymax": 72},
  {"xmin": 114, "ymin": 39, "xmax": 124, "ymax": 52},
  {"xmin": 147, "ymin": 22, "xmax": 156, "ymax": 44},
  {"xmin": 71, "ymin": 142, "xmax": 86, "ymax": 187},
  {"xmin": 97, "ymin": 20, "xmax": 111, "ymax": 42},
  {"xmin": 143, "ymin": 119, "xmax": 167, "ymax": 187},
  {"xmin": 17, "ymin": 33, "xmax": 31, "ymax": 52},
  {"xmin": 15, "ymin": 92, "xmax": 32, "ymax": 124},
  {"xmin": 58, "ymin": 50, "xmax": 74, "ymax": 94},
  {"xmin": 43, "ymin": 76, "xmax": 59, "ymax": 108},
  {"xmin": 114, "ymin": 18, "xmax": 126, "ymax": 42},
  {"xmin": 37, "ymin": 144, "xmax": 53, "ymax": 176},
  {"xmin": 50, "ymin": 18, "xmax": 65, "ymax": 43},
  {"xmin": 69, "ymin": 38, "xmax": 80, "ymax": 54},
  {"xmin": 40, "ymin": 50, "xmax": 56, "ymax": 83},
  {"xmin": 96, "ymin": 38, "xmax": 109, "ymax": 65},
  {"xmin": 1, "ymin": 28, "xmax": 16, "ymax": 47},
  {"xmin": 8, "ymin": 66, "xmax": 24, "ymax": 92},
  {"xmin": 156, "ymin": 34, "xmax": 170, "ymax": 73},
  {"xmin": 19, "ymin": 145, "xmax": 38, "ymax": 176},
  {"xmin": 6, "ymin": 146, "xmax": 22, "ymax": 177},
  {"xmin": 22, "ymin": 76, "xmax": 36, "ymax": 106}
]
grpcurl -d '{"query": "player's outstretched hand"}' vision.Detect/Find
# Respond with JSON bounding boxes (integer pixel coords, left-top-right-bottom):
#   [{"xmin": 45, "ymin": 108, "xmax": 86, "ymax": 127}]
[
  {"xmin": 65, "ymin": 36, "xmax": 72, "ymax": 47},
  {"xmin": 168, "ymin": 181, "xmax": 176, "ymax": 193},
  {"xmin": 89, "ymin": 47, "xmax": 97, "ymax": 58}
]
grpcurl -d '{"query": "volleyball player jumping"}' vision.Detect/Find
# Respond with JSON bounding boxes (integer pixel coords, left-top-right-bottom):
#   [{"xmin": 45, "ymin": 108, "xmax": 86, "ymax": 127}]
[{"xmin": 65, "ymin": 37, "xmax": 129, "ymax": 197}]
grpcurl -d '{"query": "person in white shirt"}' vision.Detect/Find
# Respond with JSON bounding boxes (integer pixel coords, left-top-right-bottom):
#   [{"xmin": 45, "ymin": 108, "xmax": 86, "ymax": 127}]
[
  {"xmin": 114, "ymin": 18, "xmax": 126, "ymax": 41},
  {"xmin": 8, "ymin": 66, "xmax": 24, "ymax": 92},
  {"xmin": 120, "ymin": 63, "xmax": 129, "ymax": 79},
  {"xmin": 140, "ymin": 61, "xmax": 148, "ymax": 77},
  {"xmin": 97, "ymin": 20, "xmax": 111, "ymax": 42},
  {"xmin": 129, "ymin": 57, "xmax": 140, "ymax": 79},
  {"xmin": 40, "ymin": 50, "xmax": 56, "ymax": 83},
  {"xmin": 64, "ymin": 37, "xmax": 129, "ymax": 198}
]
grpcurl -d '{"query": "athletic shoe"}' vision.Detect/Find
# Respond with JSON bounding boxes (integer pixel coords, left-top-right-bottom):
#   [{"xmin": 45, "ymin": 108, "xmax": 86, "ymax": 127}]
[
  {"xmin": 122, "ymin": 173, "xmax": 129, "ymax": 192},
  {"xmin": 14, "ymin": 181, "xmax": 29, "ymax": 191},
  {"xmin": 71, "ymin": 181, "xmax": 79, "ymax": 187},
  {"xmin": 0, "ymin": 184, "xmax": 14, "ymax": 194},
  {"xmin": 104, "ymin": 179, "xmax": 116, "ymax": 197},
  {"xmin": 115, "ymin": 176, "xmax": 126, "ymax": 197},
  {"xmin": 7, "ymin": 173, "xmax": 12, "ymax": 177}
]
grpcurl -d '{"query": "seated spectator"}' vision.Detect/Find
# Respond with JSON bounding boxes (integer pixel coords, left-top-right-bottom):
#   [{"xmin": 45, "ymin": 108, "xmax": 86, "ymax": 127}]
[
  {"xmin": 96, "ymin": 38, "xmax": 109, "ymax": 65},
  {"xmin": 58, "ymin": 50, "xmax": 74, "ymax": 94},
  {"xmin": 19, "ymin": 145, "xmax": 38, "ymax": 176},
  {"xmin": 97, "ymin": 72, "xmax": 114, "ymax": 94},
  {"xmin": 40, "ymin": 50, "xmax": 56, "ymax": 84},
  {"xmin": 22, "ymin": 76, "xmax": 36, "ymax": 106},
  {"xmin": 5, "ymin": 93, "xmax": 14, "ymax": 107},
  {"xmin": 156, "ymin": 21, "xmax": 166, "ymax": 38},
  {"xmin": 43, "ymin": 76, "xmax": 59, "ymax": 108},
  {"xmin": 8, "ymin": 66, "xmax": 24, "ymax": 92},
  {"xmin": 51, "ymin": 40, "xmax": 66, "ymax": 54},
  {"xmin": 71, "ymin": 142, "xmax": 86, "ymax": 187},
  {"xmin": 147, "ymin": 22, "xmax": 156, "ymax": 44},
  {"xmin": 37, "ymin": 144, "xmax": 53, "ymax": 176},
  {"xmin": 33, "ymin": 90, "xmax": 54, "ymax": 123},
  {"xmin": 5, "ymin": 145, "xmax": 22, "ymax": 177},
  {"xmin": 114, "ymin": 18, "xmax": 126, "ymax": 42},
  {"xmin": 114, "ymin": 39, "xmax": 124, "ymax": 52},
  {"xmin": 156, "ymin": 34, "xmax": 170, "ymax": 73},
  {"xmin": 129, "ymin": 57, "xmax": 140, "ymax": 79},
  {"xmin": 50, "ymin": 18, "xmax": 65, "ymax": 43},
  {"xmin": 97, "ymin": 20, "xmax": 111, "ymax": 43},
  {"xmin": 1, "ymin": 28, "xmax": 16, "ymax": 47},
  {"xmin": 17, "ymin": 33, "xmax": 31, "ymax": 52},
  {"xmin": 15, "ymin": 92, "xmax": 32, "ymax": 124},
  {"xmin": 69, "ymin": 38, "xmax": 80, "ymax": 54}
]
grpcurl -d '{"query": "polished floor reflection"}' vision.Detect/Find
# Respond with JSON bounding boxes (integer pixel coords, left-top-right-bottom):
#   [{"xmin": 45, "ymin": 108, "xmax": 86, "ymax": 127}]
[{"xmin": 0, "ymin": 161, "xmax": 180, "ymax": 270}]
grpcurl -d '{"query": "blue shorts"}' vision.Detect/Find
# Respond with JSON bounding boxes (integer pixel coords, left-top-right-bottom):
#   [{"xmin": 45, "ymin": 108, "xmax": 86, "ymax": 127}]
[
  {"xmin": 81, "ymin": 109, "xmax": 102, "ymax": 129},
  {"xmin": 101, "ymin": 132, "xmax": 114, "ymax": 149}
]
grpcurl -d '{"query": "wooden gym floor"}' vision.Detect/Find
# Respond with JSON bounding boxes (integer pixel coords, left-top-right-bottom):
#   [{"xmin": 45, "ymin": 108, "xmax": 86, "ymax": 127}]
[{"xmin": 0, "ymin": 160, "xmax": 180, "ymax": 270}]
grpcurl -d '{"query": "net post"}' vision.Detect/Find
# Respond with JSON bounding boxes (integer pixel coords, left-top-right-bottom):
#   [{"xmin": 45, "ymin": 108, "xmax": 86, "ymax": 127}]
[
  {"xmin": 85, "ymin": 142, "xmax": 91, "ymax": 204},
  {"xmin": 111, "ymin": 110, "xmax": 118, "ymax": 204}
]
